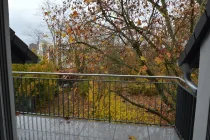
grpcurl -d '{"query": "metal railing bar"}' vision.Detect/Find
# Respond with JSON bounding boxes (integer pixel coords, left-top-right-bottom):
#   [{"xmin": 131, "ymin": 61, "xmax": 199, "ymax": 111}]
[
  {"xmin": 12, "ymin": 71, "xmax": 185, "ymax": 81},
  {"xmin": 13, "ymin": 77, "xmax": 180, "ymax": 84},
  {"xmin": 14, "ymin": 72, "xmax": 196, "ymax": 138},
  {"xmin": 181, "ymin": 63, "xmax": 198, "ymax": 93},
  {"xmin": 177, "ymin": 83, "xmax": 197, "ymax": 97}
]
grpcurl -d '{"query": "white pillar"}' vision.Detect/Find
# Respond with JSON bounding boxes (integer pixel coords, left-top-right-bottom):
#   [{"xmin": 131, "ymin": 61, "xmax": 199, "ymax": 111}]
[{"xmin": 193, "ymin": 30, "xmax": 210, "ymax": 140}]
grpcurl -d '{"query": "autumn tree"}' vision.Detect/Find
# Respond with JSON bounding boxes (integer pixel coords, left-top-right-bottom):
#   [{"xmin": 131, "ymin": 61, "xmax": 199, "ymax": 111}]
[{"xmin": 41, "ymin": 0, "xmax": 205, "ymax": 124}]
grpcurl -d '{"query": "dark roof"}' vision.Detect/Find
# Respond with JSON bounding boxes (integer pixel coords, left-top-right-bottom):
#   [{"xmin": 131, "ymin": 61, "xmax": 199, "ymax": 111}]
[
  {"xmin": 10, "ymin": 28, "xmax": 39, "ymax": 64},
  {"xmin": 178, "ymin": 0, "xmax": 210, "ymax": 68}
]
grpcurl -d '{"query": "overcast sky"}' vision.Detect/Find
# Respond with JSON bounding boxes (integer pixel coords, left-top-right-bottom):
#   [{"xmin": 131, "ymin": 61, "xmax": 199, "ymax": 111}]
[{"xmin": 9, "ymin": 0, "xmax": 44, "ymax": 45}]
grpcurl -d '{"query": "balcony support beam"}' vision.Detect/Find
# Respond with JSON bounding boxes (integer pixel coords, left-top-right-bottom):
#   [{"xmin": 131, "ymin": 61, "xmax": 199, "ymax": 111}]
[{"xmin": 193, "ymin": 30, "xmax": 210, "ymax": 140}]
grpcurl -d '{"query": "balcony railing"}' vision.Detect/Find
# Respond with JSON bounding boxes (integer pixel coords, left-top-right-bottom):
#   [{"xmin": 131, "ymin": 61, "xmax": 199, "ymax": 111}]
[
  {"xmin": 175, "ymin": 84, "xmax": 197, "ymax": 140},
  {"xmin": 13, "ymin": 72, "xmax": 196, "ymax": 139}
]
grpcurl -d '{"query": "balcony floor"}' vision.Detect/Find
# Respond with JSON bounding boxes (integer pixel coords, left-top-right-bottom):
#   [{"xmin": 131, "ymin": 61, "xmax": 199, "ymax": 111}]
[{"xmin": 16, "ymin": 115, "xmax": 180, "ymax": 140}]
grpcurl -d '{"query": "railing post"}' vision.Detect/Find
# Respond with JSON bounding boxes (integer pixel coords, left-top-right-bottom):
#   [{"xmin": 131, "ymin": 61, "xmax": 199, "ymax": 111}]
[
  {"xmin": 175, "ymin": 84, "xmax": 196, "ymax": 140},
  {"xmin": 159, "ymin": 80, "xmax": 163, "ymax": 126},
  {"xmin": 109, "ymin": 82, "xmax": 111, "ymax": 123}
]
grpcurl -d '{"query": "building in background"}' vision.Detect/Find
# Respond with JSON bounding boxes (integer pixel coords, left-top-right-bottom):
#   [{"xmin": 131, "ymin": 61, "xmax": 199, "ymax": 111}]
[
  {"xmin": 37, "ymin": 42, "xmax": 54, "ymax": 60},
  {"xmin": 29, "ymin": 43, "xmax": 38, "ymax": 54},
  {"xmin": 29, "ymin": 42, "xmax": 54, "ymax": 61}
]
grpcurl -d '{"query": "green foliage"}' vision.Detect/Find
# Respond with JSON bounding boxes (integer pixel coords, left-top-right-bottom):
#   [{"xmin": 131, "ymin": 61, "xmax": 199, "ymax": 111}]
[
  {"xmin": 12, "ymin": 58, "xmax": 56, "ymax": 72},
  {"xmin": 77, "ymin": 81, "xmax": 90, "ymax": 97},
  {"xmin": 13, "ymin": 58, "xmax": 58, "ymax": 110},
  {"xmin": 86, "ymin": 83, "xmax": 162, "ymax": 124},
  {"xmin": 126, "ymin": 84, "xmax": 145, "ymax": 95},
  {"xmin": 15, "ymin": 78, "xmax": 174, "ymax": 125},
  {"xmin": 126, "ymin": 84, "xmax": 159, "ymax": 96},
  {"xmin": 14, "ymin": 78, "xmax": 58, "ymax": 110},
  {"xmin": 142, "ymin": 88, "xmax": 159, "ymax": 96}
]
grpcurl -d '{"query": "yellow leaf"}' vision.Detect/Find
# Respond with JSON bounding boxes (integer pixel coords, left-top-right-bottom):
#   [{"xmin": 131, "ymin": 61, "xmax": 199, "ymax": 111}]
[
  {"xmin": 102, "ymin": 40, "xmax": 108, "ymax": 45},
  {"xmin": 69, "ymin": 36, "xmax": 75, "ymax": 43},
  {"xmin": 191, "ymin": 73, "xmax": 196, "ymax": 77},
  {"xmin": 62, "ymin": 33, "xmax": 66, "ymax": 38},
  {"xmin": 140, "ymin": 36, "xmax": 144, "ymax": 42},
  {"xmin": 140, "ymin": 56, "xmax": 146, "ymax": 61},
  {"xmin": 155, "ymin": 57, "xmax": 163, "ymax": 64},
  {"xmin": 159, "ymin": 38, "xmax": 162, "ymax": 45},
  {"xmin": 129, "ymin": 135, "xmax": 137, "ymax": 140},
  {"xmin": 56, "ymin": 31, "xmax": 61, "ymax": 35},
  {"xmin": 100, "ymin": 66, "xmax": 104, "ymax": 70}
]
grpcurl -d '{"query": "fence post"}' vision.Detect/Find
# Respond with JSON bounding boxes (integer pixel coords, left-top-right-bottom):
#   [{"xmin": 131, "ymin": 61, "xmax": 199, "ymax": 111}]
[{"xmin": 109, "ymin": 82, "xmax": 111, "ymax": 123}]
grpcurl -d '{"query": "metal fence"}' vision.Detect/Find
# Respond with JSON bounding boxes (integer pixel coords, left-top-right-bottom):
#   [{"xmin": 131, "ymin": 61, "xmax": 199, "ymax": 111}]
[
  {"xmin": 13, "ymin": 72, "xmax": 190, "ymax": 128},
  {"xmin": 175, "ymin": 84, "xmax": 197, "ymax": 140}
]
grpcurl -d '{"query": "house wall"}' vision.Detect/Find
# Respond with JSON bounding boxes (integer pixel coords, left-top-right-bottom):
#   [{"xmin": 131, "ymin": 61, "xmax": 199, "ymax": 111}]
[{"xmin": 193, "ymin": 30, "xmax": 210, "ymax": 140}]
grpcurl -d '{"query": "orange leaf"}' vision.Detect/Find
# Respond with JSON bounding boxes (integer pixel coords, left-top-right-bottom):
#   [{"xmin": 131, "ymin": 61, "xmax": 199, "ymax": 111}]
[
  {"xmin": 139, "ymin": 65, "xmax": 148, "ymax": 74},
  {"xmin": 137, "ymin": 19, "xmax": 142, "ymax": 25},
  {"xmin": 84, "ymin": 0, "xmax": 93, "ymax": 3},
  {"xmin": 141, "ymin": 65, "xmax": 148, "ymax": 72},
  {"xmin": 93, "ymin": 15, "xmax": 97, "ymax": 21},
  {"xmin": 66, "ymin": 28, "xmax": 72, "ymax": 34},
  {"xmin": 155, "ymin": 57, "xmax": 163, "ymax": 64},
  {"xmin": 16, "ymin": 111, "xmax": 20, "ymax": 116},
  {"xmin": 139, "ymin": 36, "xmax": 144, "ymax": 41},
  {"xmin": 72, "ymin": 11, "xmax": 78, "ymax": 18},
  {"xmin": 166, "ymin": 52, "xmax": 171, "ymax": 58},
  {"xmin": 74, "ymin": 87, "xmax": 77, "ymax": 93},
  {"xmin": 76, "ymin": 30, "xmax": 81, "ymax": 36},
  {"xmin": 44, "ymin": 12, "xmax": 49, "ymax": 16},
  {"xmin": 129, "ymin": 135, "xmax": 137, "ymax": 140}
]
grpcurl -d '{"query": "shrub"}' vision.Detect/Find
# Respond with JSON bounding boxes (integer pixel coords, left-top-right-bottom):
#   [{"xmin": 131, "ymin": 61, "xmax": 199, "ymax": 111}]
[
  {"xmin": 14, "ymin": 78, "xmax": 58, "ymax": 111},
  {"xmin": 76, "ymin": 81, "xmax": 89, "ymax": 98},
  {"xmin": 126, "ymin": 84, "xmax": 159, "ymax": 96},
  {"xmin": 13, "ymin": 58, "xmax": 58, "ymax": 112}
]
